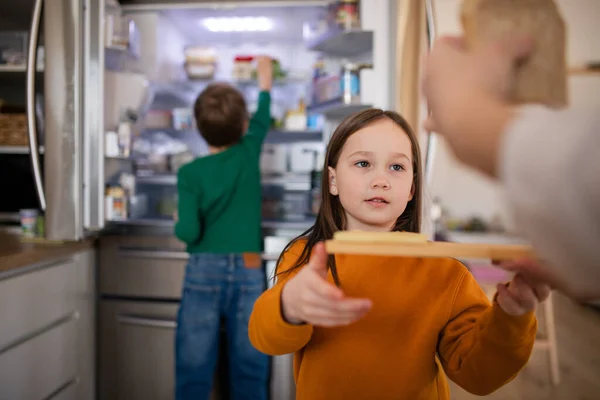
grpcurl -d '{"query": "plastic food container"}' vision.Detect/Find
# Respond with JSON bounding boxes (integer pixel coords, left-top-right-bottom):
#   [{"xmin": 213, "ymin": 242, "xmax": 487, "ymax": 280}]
[
  {"xmin": 0, "ymin": 32, "xmax": 28, "ymax": 65},
  {"xmin": 172, "ymin": 108, "xmax": 194, "ymax": 130},
  {"xmin": 185, "ymin": 62, "xmax": 216, "ymax": 80}
]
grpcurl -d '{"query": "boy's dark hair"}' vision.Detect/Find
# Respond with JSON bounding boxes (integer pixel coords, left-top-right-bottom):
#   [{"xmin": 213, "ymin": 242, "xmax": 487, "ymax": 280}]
[{"xmin": 194, "ymin": 83, "xmax": 248, "ymax": 147}]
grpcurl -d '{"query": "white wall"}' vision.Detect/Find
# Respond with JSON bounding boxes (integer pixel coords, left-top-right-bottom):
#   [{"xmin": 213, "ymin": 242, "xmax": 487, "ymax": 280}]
[{"xmin": 427, "ymin": 0, "xmax": 600, "ymax": 226}]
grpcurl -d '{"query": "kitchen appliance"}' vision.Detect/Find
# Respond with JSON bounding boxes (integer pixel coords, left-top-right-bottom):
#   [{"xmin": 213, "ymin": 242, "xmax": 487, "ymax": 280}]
[
  {"xmin": 0, "ymin": 0, "xmax": 147, "ymax": 240},
  {"xmin": 98, "ymin": 234, "xmax": 226, "ymax": 400}
]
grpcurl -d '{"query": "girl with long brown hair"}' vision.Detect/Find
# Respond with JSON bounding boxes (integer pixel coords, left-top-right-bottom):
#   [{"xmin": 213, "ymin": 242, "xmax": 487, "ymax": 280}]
[{"xmin": 249, "ymin": 109, "xmax": 549, "ymax": 399}]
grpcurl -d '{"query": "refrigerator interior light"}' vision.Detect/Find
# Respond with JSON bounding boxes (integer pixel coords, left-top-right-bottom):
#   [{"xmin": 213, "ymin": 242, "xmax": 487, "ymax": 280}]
[{"xmin": 201, "ymin": 17, "xmax": 274, "ymax": 32}]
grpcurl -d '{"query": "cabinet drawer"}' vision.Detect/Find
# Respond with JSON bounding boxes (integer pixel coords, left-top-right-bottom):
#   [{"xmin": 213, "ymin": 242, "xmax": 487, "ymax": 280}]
[
  {"xmin": 0, "ymin": 257, "xmax": 76, "ymax": 349},
  {"xmin": 100, "ymin": 300, "xmax": 179, "ymax": 400},
  {"xmin": 0, "ymin": 312, "xmax": 78, "ymax": 400},
  {"xmin": 99, "ymin": 236, "xmax": 187, "ymax": 299}
]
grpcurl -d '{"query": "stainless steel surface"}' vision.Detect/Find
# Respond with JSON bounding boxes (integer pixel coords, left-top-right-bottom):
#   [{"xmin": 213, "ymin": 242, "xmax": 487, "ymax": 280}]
[
  {"xmin": 0, "ymin": 251, "xmax": 96, "ymax": 399},
  {"xmin": 0, "ymin": 256, "xmax": 72, "ymax": 281},
  {"xmin": 271, "ymin": 353, "xmax": 296, "ymax": 400},
  {"xmin": 0, "ymin": 309, "xmax": 78, "ymax": 400},
  {"xmin": 0, "ymin": 258, "xmax": 75, "ymax": 349},
  {"xmin": 73, "ymin": 250, "xmax": 97, "ymax": 400},
  {"xmin": 45, "ymin": 377, "xmax": 79, "ymax": 400},
  {"xmin": 107, "ymin": 218, "xmax": 315, "ymax": 235},
  {"xmin": 262, "ymin": 219, "xmax": 314, "ymax": 230},
  {"xmin": 136, "ymin": 174, "xmax": 177, "ymax": 185},
  {"xmin": 122, "ymin": 0, "xmax": 327, "ymax": 12},
  {"xmin": 106, "ymin": 219, "xmax": 178, "ymax": 236},
  {"xmin": 119, "ymin": 249, "xmax": 189, "ymax": 260},
  {"xmin": 263, "ymin": 236, "xmax": 296, "ymax": 400},
  {"xmin": 0, "ymin": 312, "xmax": 78, "ymax": 355},
  {"xmin": 99, "ymin": 300, "xmax": 180, "ymax": 400},
  {"xmin": 117, "ymin": 314, "xmax": 177, "ymax": 329},
  {"xmin": 26, "ymin": 0, "xmax": 46, "ymax": 211},
  {"xmin": 306, "ymin": 28, "xmax": 373, "ymax": 58},
  {"xmin": 44, "ymin": 0, "xmax": 84, "ymax": 241},
  {"xmin": 0, "ymin": 145, "xmax": 44, "ymax": 154},
  {"xmin": 423, "ymin": 0, "xmax": 438, "ymax": 186},
  {"xmin": 83, "ymin": 0, "xmax": 106, "ymax": 232},
  {"xmin": 99, "ymin": 236, "xmax": 186, "ymax": 299},
  {"xmin": 424, "ymin": 0, "xmax": 437, "ymax": 50}
]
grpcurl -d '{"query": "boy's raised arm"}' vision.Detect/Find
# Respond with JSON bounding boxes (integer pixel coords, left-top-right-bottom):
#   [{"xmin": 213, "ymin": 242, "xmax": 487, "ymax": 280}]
[{"xmin": 245, "ymin": 56, "xmax": 272, "ymax": 147}]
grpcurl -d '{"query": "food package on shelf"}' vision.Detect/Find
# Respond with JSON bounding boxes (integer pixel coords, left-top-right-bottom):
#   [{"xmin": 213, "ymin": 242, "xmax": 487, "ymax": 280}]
[
  {"xmin": 260, "ymin": 144, "xmax": 288, "ymax": 175},
  {"xmin": 185, "ymin": 63, "xmax": 216, "ymax": 80},
  {"xmin": 184, "ymin": 46, "xmax": 217, "ymax": 80},
  {"xmin": 232, "ymin": 56, "xmax": 287, "ymax": 82},
  {"xmin": 144, "ymin": 110, "xmax": 172, "ymax": 129},
  {"xmin": 184, "ymin": 46, "xmax": 217, "ymax": 64},
  {"xmin": 332, "ymin": 0, "xmax": 360, "ymax": 30},
  {"xmin": 172, "ymin": 108, "xmax": 194, "ymax": 130},
  {"xmin": 289, "ymin": 142, "xmax": 325, "ymax": 174},
  {"xmin": 233, "ymin": 55, "xmax": 254, "ymax": 81}
]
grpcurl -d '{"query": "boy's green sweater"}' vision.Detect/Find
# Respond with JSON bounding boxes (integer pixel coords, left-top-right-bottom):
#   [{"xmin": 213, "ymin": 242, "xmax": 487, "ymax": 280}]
[{"xmin": 174, "ymin": 91, "xmax": 270, "ymax": 253}]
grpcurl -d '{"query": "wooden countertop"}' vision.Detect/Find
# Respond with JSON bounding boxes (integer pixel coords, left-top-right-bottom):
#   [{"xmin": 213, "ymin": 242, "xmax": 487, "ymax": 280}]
[{"xmin": 0, "ymin": 231, "xmax": 95, "ymax": 276}]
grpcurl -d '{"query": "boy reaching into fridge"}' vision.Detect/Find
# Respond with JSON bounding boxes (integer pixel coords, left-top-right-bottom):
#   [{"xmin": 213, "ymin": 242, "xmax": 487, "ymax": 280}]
[{"xmin": 174, "ymin": 56, "xmax": 272, "ymax": 400}]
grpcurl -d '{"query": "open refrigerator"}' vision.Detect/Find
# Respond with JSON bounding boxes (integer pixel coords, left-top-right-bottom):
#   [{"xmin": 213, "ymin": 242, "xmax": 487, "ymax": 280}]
[
  {"xmin": 0, "ymin": 0, "xmax": 151, "ymax": 241},
  {"xmin": 101, "ymin": 1, "xmax": 442, "ymax": 399}
]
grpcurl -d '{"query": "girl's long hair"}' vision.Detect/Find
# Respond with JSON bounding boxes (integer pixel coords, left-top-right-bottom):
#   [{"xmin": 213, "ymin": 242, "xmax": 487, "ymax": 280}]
[{"xmin": 275, "ymin": 109, "xmax": 423, "ymax": 285}]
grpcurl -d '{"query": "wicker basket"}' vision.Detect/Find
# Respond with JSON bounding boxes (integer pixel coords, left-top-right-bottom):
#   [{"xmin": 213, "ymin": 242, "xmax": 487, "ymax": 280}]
[{"xmin": 0, "ymin": 114, "xmax": 28, "ymax": 146}]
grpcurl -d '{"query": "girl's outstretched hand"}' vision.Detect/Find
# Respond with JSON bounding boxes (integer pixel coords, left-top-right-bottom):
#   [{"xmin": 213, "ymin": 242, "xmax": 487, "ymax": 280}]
[
  {"xmin": 496, "ymin": 272, "xmax": 551, "ymax": 316},
  {"xmin": 281, "ymin": 243, "xmax": 372, "ymax": 327}
]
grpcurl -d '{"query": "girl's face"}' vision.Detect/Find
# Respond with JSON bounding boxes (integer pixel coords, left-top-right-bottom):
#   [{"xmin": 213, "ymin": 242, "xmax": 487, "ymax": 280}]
[{"xmin": 328, "ymin": 118, "xmax": 415, "ymax": 232}]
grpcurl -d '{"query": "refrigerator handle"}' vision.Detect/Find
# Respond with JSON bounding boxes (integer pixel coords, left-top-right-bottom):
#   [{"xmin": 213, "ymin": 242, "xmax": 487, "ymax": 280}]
[
  {"xmin": 425, "ymin": 0, "xmax": 437, "ymax": 186},
  {"xmin": 26, "ymin": 0, "xmax": 46, "ymax": 211},
  {"xmin": 424, "ymin": 0, "xmax": 438, "ymax": 186}
]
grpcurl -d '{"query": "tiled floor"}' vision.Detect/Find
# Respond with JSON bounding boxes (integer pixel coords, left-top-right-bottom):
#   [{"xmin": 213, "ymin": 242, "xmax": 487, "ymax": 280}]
[{"xmin": 451, "ymin": 294, "xmax": 600, "ymax": 400}]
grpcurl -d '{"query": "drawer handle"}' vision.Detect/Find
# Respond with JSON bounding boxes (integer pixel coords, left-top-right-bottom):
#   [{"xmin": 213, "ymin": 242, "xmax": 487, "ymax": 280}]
[
  {"xmin": 0, "ymin": 311, "xmax": 78, "ymax": 355},
  {"xmin": 43, "ymin": 376, "xmax": 79, "ymax": 400},
  {"xmin": 117, "ymin": 314, "xmax": 177, "ymax": 330},
  {"xmin": 118, "ymin": 249, "xmax": 189, "ymax": 260}
]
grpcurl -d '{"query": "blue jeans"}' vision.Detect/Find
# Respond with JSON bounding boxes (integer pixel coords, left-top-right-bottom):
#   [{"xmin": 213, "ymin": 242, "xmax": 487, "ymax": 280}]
[{"xmin": 175, "ymin": 253, "xmax": 269, "ymax": 400}]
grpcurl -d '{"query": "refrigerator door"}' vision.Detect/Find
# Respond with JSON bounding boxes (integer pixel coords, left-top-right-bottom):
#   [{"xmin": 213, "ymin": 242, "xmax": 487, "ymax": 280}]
[
  {"xmin": 83, "ymin": 0, "xmax": 106, "ymax": 232},
  {"xmin": 395, "ymin": 0, "xmax": 438, "ymax": 238},
  {"xmin": 44, "ymin": 0, "xmax": 84, "ymax": 241}
]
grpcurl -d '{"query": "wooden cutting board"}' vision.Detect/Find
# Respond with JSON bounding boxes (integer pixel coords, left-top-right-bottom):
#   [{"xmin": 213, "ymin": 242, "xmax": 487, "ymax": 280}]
[
  {"xmin": 461, "ymin": 0, "xmax": 567, "ymax": 108},
  {"xmin": 325, "ymin": 239, "xmax": 535, "ymax": 261}
]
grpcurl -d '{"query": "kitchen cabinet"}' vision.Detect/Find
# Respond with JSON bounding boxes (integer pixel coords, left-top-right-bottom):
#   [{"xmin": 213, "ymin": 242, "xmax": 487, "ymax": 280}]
[
  {"xmin": 98, "ymin": 235, "xmax": 187, "ymax": 299},
  {"xmin": 98, "ymin": 234, "xmax": 225, "ymax": 400},
  {"xmin": 99, "ymin": 300, "xmax": 180, "ymax": 400},
  {"xmin": 0, "ymin": 249, "xmax": 96, "ymax": 400}
]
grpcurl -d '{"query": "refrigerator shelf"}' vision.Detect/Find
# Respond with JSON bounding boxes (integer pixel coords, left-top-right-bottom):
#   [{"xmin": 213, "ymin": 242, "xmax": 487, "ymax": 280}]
[
  {"xmin": 0, "ymin": 65, "xmax": 44, "ymax": 73},
  {"xmin": 265, "ymin": 130, "xmax": 322, "ymax": 143},
  {"xmin": 306, "ymin": 28, "xmax": 373, "ymax": 57},
  {"xmin": 307, "ymin": 97, "xmax": 371, "ymax": 118}
]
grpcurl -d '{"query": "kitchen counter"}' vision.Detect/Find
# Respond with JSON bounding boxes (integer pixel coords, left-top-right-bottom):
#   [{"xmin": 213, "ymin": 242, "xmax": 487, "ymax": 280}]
[{"xmin": 0, "ymin": 231, "xmax": 96, "ymax": 276}]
